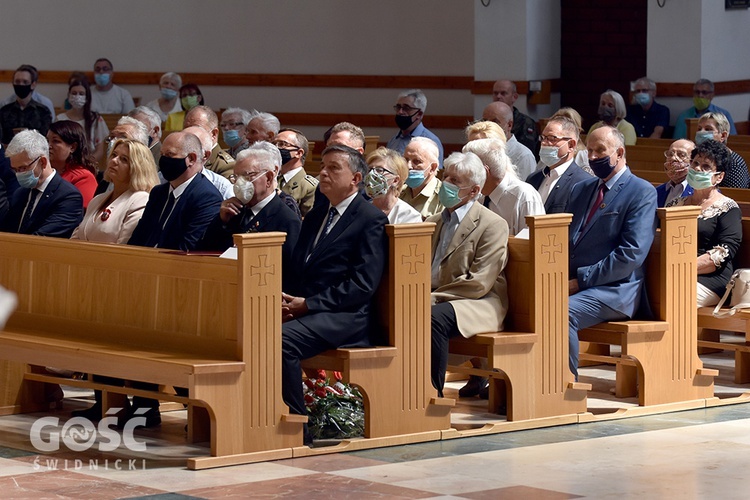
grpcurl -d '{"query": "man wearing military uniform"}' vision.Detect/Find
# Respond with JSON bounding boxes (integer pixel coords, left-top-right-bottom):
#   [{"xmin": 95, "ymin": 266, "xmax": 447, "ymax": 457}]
[
  {"xmin": 184, "ymin": 105, "xmax": 235, "ymax": 179},
  {"xmin": 399, "ymin": 136, "xmax": 443, "ymax": 219},
  {"xmin": 273, "ymin": 128, "xmax": 318, "ymax": 217},
  {"xmin": 492, "ymin": 79, "xmax": 539, "ymax": 159}
]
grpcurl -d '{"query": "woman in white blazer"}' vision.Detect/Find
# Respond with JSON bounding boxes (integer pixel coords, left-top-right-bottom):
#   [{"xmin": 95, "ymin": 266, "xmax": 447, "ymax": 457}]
[{"xmin": 71, "ymin": 139, "xmax": 159, "ymax": 243}]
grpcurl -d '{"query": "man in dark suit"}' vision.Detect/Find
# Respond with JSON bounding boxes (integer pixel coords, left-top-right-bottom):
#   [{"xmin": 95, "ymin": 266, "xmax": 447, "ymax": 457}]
[
  {"xmin": 3, "ymin": 130, "xmax": 82, "ymax": 237},
  {"xmin": 201, "ymin": 141, "xmax": 301, "ymax": 285},
  {"xmin": 280, "ymin": 145, "xmax": 388, "ymax": 442},
  {"xmin": 656, "ymin": 139, "xmax": 694, "ymax": 207},
  {"xmin": 565, "ymin": 126, "xmax": 657, "ymax": 379},
  {"xmin": 526, "ymin": 116, "xmax": 591, "ymax": 214},
  {"xmin": 128, "ymin": 131, "xmax": 222, "ymax": 251}
]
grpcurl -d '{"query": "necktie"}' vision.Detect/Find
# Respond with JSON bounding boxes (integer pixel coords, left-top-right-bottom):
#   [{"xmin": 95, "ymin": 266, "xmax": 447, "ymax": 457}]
[
  {"xmin": 278, "ymin": 176, "xmax": 286, "ymax": 189},
  {"xmin": 159, "ymin": 193, "xmax": 176, "ymax": 229},
  {"xmin": 19, "ymin": 189, "xmax": 41, "ymax": 232},
  {"xmin": 483, "ymin": 195, "xmax": 491, "ymax": 208},
  {"xmin": 584, "ymin": 183, "xmax": 606, "ymax": 226},
  {"xmin": 322, "ymin": 207, "xmax": 337, "ymax": 237}
]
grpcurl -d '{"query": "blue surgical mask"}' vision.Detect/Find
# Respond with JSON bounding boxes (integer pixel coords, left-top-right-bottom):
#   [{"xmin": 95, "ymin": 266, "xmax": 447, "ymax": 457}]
[
  {"xmin": 694, "ymin": 131, "xmax": 715, "ymax": 146},
  {"xmin": 539, "ymin": 145, "xmax": 561, "ymax": 167},
  {"xmin": 634, "ymin": 92, "xmax": 651, "ymax": 106},
  {"xmin": 94, "ymin": 73, "xmax": 111, "ymax": 87},
  {"xmin": 405, "ymin": 169, "xmax": 425, "ymax": 188},
  {"xmin": 16, "ymin": 165, "xmax": 40, "ymax": 189},
  {"xmin": 223, "ymin": 129, "xmax": 242, "ymax": 148},
  {"xmin": 160, "ymin": 88, "xmax": 178, "ymax": 100},
  {"xmin": 438, "ymin": 181, "xmax": 467, "ymax": 209},
  {"xmin": 686, "ymin": 168, "xmax": 718, "ymax": 190}
]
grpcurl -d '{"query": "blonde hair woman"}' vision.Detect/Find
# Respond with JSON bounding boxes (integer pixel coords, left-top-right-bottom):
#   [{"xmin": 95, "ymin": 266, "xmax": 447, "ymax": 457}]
[
  {"xmin": 464, "ymin": 120, "xmax": 507, "ymax": 143},
  {"xmin": 71, "ymin": 139, "xmax": 159, "ymax": 243},
  {"xmin": 364, "ymin": 147, "xmax": 422, "ymax": 223}
]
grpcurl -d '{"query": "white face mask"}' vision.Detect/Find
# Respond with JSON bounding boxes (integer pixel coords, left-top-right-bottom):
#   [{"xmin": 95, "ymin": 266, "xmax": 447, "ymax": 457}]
[
  {"xmin": 69, "ymin": 94, "xmax": 86, "ymax": 109},
  {"xmin": 233, "ymin": 171, "xmax": 268, "ymax": 204},
  {"xmin": 539, "ymin": 145, "xmax": 561, "ymax": 167}
]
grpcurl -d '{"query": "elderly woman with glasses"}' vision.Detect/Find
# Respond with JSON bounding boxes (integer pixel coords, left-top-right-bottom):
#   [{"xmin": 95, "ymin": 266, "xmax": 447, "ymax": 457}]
[
  {"xmin": 364, "ymin": 147, "xmax": 422, "ymax": 223},
  {"xmin": 666, "ymin": 140, "xmax": 742, "ymax": 306}
]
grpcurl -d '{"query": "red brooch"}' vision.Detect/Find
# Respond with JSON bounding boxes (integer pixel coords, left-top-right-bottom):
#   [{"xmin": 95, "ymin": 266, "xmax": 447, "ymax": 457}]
[{"xmin": 100, "ymin": 208, "xmax": 112, "ymax": 222}]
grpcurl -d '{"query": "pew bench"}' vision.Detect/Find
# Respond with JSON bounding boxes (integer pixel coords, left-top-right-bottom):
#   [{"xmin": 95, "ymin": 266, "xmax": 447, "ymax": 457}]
[
  {"xmin": 0, "ymin": 232, "xmax": 301, "ymax": 470},
  {"xmin": 447, "ymin": 214, "xmax": 590, "ymax": 421},
  {"xmin": 579, "ymin": 207, "xmax": 718, "ymax": 405},
  {"xmin": 301, "ymin": 223, "xmax": 453, "ymax": 440},
  {"xmin": 697, "ymin": 217, "xmax": 750, "ymax": 383}
]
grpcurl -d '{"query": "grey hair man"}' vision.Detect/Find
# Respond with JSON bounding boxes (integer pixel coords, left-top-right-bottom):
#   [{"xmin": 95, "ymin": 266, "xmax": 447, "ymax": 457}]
[
  {"xmin": 427, "ymin": 151, "xmax": 509, "ymax": 398},
  {"xmin": 492, "ymin": 79, "xmax": 539, "ymax": 157},
  {"xmin": 400, "ymin": 136, "xmax": 443, "ymax": 218},
  {"xmin": 626, "ymin": 77, "xmax": 670, "ymax": 139},
  {"xmin": 184, "ymin": 105, "xmax": 235, "ymax": 179},
  {"xmin": 326, "ymin": 122, "xmax": 366, "ymax": 154},
  {"xmin": 3, "ymin": 129, "xmax": 83, "ymax": 237},
  {"xmin": 128, "ymin": 106, "xmax": 163, "ymax": 163},
  {"xmin": 386, "ymin": 89, "xmax": 444, "ymax": 167},
  {"xmin": 246, "ymin": 111, "xmax": 281, "ymax": 144},
  {"xmin": 482, "ymin": 101, "xmax": 537, "ymax": 181}
]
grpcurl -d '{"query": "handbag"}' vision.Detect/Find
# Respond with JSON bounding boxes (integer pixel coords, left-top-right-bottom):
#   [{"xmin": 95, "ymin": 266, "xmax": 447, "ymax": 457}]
[{"xmin": 712, "ymin": 269, "xmax": 750, "ymax": 317}]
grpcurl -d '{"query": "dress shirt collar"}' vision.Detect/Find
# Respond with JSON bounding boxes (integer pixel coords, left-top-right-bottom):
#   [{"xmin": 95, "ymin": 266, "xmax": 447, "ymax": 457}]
[
  {"xmin": 282, "ymin": 166, "xmax": 303, "ymax": 184},
  {"xmin": 169, "ymin": 171, "xmax": 198, "ymax": 199},
  {"xmin": 396, "ymin": 121, "xmax": 426, "ymax": 140},
  {"xmin": 250, "ymin": 191, "xmax": 275, "ymax": 216},
  {"xmin": 37, "ymin": 169, "xmax": 55, "ymax": 193}
]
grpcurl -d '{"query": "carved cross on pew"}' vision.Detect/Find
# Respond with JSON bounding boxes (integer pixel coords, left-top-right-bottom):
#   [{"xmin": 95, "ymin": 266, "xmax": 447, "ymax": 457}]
[
  {"xmin": 250, "ymin": 254, "xmax": 275, "ymax": 286},
  {"xmin": 402, "ymin": 244, "xmax": 425, "ymax": 274},
  {"xmin": 541, "ymin": 234, "xmax": 562, "ymax": 264},
  {"xmin": 671, "ymin": 225, "xmax": 691, "ymax": 255}
]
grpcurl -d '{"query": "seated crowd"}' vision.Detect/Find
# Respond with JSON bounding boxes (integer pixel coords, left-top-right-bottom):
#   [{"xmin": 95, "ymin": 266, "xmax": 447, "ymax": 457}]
[{"xmin": 0, "ymin": 61, "xmax": 747, "ymax": 442}]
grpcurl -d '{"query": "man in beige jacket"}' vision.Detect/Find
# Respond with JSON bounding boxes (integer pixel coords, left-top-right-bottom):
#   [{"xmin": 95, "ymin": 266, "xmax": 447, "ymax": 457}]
[{"xmin": 427, "ymin": 151, "xmax": 509, "ymax": 397}]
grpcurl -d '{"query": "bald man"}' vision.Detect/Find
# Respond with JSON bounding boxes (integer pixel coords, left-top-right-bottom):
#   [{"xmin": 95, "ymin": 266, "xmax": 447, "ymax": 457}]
[
  {"xmin": 656, "ymin": 139, "xmax": 695, "ymax": 207},
  {"xmin": 183, "ymin": 126, "xmax": 234, "ymax": 200},
  {"xmin": 492, "ymin": 79, "xmax": 539, "ymax": 156},
  {"xmin": 483, "ymin": 101, "xmax": 537, "ymax": 181}
]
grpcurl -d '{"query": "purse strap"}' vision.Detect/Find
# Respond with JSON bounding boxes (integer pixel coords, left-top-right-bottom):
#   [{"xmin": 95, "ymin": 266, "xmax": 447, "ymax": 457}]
[{"xmin": 713, "ymin": 271, "xmax": 750, "ymax": 318}]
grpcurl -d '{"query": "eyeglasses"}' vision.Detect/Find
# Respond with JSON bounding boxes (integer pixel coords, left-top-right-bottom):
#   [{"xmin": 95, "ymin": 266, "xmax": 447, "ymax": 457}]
[
  {"xmin": 271, "ymin": 140, "xmax": 300, "ymax": 150},
  {"xmin": 94, "ymin": 66, "xmax": 112, "ymax": 73},
  {"xmin": 540, "ymin": 135, "xmax": 572, "ymax": 144},
  {"xmin": 664, "ymin": 150, "xmax": 690, "ymax": 161},
  {"xmin": 229, "ymin": 171, "xmax": 267, "ymax": 184},
  {"xmin": 12, "ymin": 155, "xmax": 41, "ymax": 173},
  {"xmin": 371, "ymin": 166, "xmax": 395, "ymax": 176},
  {"xmin": 220, "ymin": 121, "xmax": 244, "ymax": 130},
  {"xmin": 393, "ymin": 104, "xmax": 420, "ymax": 113},
  {"xmin": 694, "ymin": 89, "xmax": 713, "ymax": 97}
]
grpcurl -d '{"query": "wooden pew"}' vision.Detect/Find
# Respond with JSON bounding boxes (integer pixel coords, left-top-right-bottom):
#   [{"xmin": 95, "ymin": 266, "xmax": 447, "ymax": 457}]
[
  {"xmin": 301, "ymin": 223, "xmax": 453, "ymax": 443},
  {"xmin": 697, "ymin": 217, "xmax": 750, "ymax": 383},
  {"xmin": 0, "ymin": 232, "xmax": 302, "ymax": 470},
  {"xmin": 578, "ymin": 207, "xmax": 718, "ymax": 405},
  {"xmin": 447, "ymin": 214, "xmax": 591, "ymax": 421}
]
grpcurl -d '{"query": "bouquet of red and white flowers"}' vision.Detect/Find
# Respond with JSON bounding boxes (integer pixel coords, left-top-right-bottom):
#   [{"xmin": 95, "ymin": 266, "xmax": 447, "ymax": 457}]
[{"xmin": 303, "ymin": 370, "xmax": 364, "ymax": 440}]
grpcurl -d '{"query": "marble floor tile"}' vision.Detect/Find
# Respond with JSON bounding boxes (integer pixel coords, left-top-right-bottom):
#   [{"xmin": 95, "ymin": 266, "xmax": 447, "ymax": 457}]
[{"xmin": 0, "ymin": 469, "xmax": 164, "ymax": 499}]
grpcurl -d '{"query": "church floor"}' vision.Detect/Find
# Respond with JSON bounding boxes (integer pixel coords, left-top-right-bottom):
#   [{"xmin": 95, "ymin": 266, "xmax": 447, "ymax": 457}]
[{"xmin": 1, "ymin": 350, "xmax": 749, "ymax": 499}]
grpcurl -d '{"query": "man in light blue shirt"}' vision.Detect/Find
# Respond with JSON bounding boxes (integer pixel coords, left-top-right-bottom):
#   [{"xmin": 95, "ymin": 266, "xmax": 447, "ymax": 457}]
[
  {"xmin": 386, "ymin": 89, "xmax": 444, "ymax": 168},
  {"xmin": 673, "ymin": 79, "xmax": 736, "ymax": 139}
]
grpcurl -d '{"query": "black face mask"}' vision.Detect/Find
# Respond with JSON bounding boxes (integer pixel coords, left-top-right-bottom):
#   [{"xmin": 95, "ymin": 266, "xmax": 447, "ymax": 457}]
[
  {"xmin": 589, "ymin": 155, "xmax": 616, "ymax": 179},
  {"xmin": 159, "ymin": 155, "xmax": 189, "ymax": 181},
  {"xmin": 395, "ymin": 111, "xmax": 419, "ymax": 131},
  {"xmin": 13, "ymin": 84, "xmax": 32, "ymax": 100},
  {"xmin": 278, "ymin": 148, "xmax": 294, "ymax": 165}
]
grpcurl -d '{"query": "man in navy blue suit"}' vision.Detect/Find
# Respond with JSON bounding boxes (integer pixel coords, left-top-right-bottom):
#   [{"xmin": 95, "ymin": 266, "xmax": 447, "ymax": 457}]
[
  {"xmin": 128, "ymin": 131, "xmax": 222, "ymax": 251},
  {"xmin": 280, "ymin": 145, "xmax": 388, "ymax": 442},
  {"xmin": 3, "ymin": 130, "xmax": 82, "ymax": 237},
  {"xmin": 200, "ymin": 141, "xmax": 301, "ymax": 286},
  {"xmin": 565, "ymin": 126, "xmax": 658, "ymax": 378},
  {"xmin": 656, "ymin": 139, "xmax": 694, "ymax": 207},
  {"xmin": 526, "ymin": 116, "xmax": 591, "ymax": 214}
]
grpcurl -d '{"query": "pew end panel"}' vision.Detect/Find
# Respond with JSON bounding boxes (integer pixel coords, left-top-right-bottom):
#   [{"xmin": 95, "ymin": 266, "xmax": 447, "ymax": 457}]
[
  {"xmin": 301, "ymin": 223, "xmax": 453, "ymax": 441},
  {"xmin": 579, "ymin": 206, "xmax": 717, "ymax": 406},
  {"xmin": 449, "ymin": 214, "xmax": 589, "ymax": 421}
]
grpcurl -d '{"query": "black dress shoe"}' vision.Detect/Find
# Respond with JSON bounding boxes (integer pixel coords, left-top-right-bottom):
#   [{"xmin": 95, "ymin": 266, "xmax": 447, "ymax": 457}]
[
  {"xmin": 120, "ymin": 407, "xmax": 161, "ymax": 428},
  {"xmin": 72, "ymin": 403, "xmax": 103, "ymax": 421},
  {"xmin": 479, "ymin": 383, "xmax": 489, "ymax": 400},
  {"xmin": 459, "ymin": 376, "xmax": 489, "ymax": 398},
  {"xmin": 303, "ymin": 423, "xmax": 313, "ymax": 446}
]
